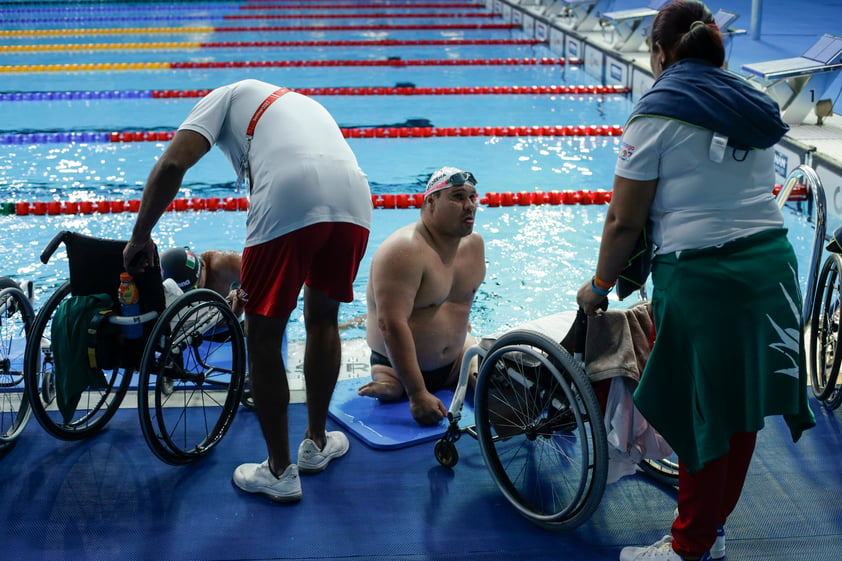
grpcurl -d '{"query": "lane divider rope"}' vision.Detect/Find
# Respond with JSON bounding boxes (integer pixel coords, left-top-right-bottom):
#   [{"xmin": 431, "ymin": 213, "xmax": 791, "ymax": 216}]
[
  {"xmin": 1, "ymin": 185, "xmax": 804, "ymax": 216},
  {"xmin": 0, "ymin": 56, "xmax": 578, "ymax": 73},
  {"xmin": 0, "ymin": 23, "xmax": 521, "ymax": 37},
  {"xmin": 0, "ymin": 38, "xmax": 546, "ymax": 52},
  {"xmin": 0, "ymin": 12, "xmax": 500, "ymax": 24},
  {"xmin": 0, "ymin": 84, "xmax": 629, "ymax": 102},
  {"xmin": 239, "ymin": 2, "xmax": 486, "ymax": 9},
  {"xmin": 0, "ymin": 124, "xmax": 624, "ymax": 145}
]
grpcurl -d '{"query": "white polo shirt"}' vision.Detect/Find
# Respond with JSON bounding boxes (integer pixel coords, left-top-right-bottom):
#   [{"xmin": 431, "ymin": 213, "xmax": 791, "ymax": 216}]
[{"xmin": 615, "ymin": 116, "xmax": 783, "ymax": 254}]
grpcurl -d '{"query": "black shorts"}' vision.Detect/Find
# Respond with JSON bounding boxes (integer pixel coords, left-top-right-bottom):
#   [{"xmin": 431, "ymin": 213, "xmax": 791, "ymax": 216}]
[{"xmin": 369, "ymin": 349, "xmax": 454, "ymax": 393}]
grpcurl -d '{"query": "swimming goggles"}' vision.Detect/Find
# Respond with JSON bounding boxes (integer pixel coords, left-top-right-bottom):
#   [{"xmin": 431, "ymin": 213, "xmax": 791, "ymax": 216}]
[{"xmin": 424, "ymin": 171, "xmax": 478, "ymax": 198}]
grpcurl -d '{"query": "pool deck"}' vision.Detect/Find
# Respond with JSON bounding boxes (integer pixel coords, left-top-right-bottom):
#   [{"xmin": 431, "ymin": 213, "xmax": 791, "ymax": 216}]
[{"xmin": 509, "ymin": 0, "xmax": 842, "ymax": 214}]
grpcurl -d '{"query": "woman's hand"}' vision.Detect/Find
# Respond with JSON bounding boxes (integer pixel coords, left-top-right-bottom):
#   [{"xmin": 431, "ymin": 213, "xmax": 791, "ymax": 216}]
[{"xmin": 577, "ymin": 280, "xmax": 609, "ymax": 316}]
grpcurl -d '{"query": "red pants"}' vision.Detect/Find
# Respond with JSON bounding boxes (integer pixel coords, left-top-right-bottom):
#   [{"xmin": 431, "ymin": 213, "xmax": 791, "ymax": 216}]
[{"xmin": 671, "ymin": 431, "xmax": 757, "ymax": 558}]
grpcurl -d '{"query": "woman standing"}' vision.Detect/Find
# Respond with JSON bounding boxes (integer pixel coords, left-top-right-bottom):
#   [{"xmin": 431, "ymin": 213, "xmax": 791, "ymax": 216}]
[{"xmin": 576, "ymin": 2, "xmax": 816, "ymax": 560}]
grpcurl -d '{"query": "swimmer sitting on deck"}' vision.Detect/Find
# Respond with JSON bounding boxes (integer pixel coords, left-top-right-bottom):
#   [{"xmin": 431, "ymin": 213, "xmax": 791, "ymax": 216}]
[{"xmin": 360, "ymin": 166, "xmax": 486, "ymax": 426}]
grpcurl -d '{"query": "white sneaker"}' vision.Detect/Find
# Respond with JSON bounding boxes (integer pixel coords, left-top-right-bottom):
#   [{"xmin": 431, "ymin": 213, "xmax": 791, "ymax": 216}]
[
  {"xmin": 232, "ymin": 460, "xmax": 302, "ymax": 502},
  {"xmin": 620, "ymin": 536, "xmax": 713, "ymax": 561},
  {"xmin": 297, "ymin": 431, "xmax": 350, "ymax": 473},
  {"xmin": 710, "ymin": 526, "xmax": 725, "ymax": 560},
  {"xmin": 620, "ymin": 536, "xmax": 682, "ymax": 561}
]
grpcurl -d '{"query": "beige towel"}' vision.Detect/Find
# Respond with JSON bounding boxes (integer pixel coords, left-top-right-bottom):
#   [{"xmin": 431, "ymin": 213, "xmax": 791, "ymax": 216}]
[{"xmin": 583, "ymin": 302, "xmax": 654, "ymax": 383}]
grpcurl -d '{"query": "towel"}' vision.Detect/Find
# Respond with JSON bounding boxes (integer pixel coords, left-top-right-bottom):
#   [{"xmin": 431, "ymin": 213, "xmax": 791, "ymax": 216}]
[
  {"xmin": 583, "ymin": 302, "xmax": 654, "ymax": 383},
  {"xmin": 561, "ymin": 302, "xmax": 671, "ymax": 483}
]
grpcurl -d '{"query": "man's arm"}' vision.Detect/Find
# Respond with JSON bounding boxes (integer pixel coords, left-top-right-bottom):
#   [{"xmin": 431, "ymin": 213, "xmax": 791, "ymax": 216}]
[{"xmin": 123, "ymin": 130, "xmax": 211, "ymax": 273}]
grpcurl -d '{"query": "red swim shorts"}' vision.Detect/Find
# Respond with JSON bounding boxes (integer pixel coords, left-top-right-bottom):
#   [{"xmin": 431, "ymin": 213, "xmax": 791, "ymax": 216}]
[{"xmin": 241, "ymin": 222, "xmax": 369, "ymax": 318}]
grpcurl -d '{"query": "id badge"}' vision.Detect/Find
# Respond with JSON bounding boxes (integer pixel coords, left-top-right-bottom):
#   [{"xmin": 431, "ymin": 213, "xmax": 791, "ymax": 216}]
[
  {"xmin": 709, "ymin": 132, "xmax": 728, "ymax": 163},
  {"xmin": 237, "ymin": 155, "xmax": 251, "ymax": 193}
]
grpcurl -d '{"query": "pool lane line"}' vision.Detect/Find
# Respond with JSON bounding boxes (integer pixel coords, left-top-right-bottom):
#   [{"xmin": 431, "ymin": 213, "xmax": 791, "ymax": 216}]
[
  {"xmin": 3, "ymin": 190, "xmax": 615, "ymax": 217},
  {"xmin": 3, "ymin": 184, "xmax": 808, "ymax": 217},
  {"xmin": 0, "ymin": 23, "xmax": 520, "ymax": 37},
  {"xmin": 0, "ymin": 125, "xmax": 625, "ymax": 145},
  {"xmin": 0, "ymin": 56, "xmax": 578, "ymax": 73},
  {"xmin": 0, "ymin": 1, "xmax": 485, "ymax": 12},
  {"xmin": 0, "ymin": 85, "xmax": 630, "ymax": 102},
  {"xmin": 0, "ymin": 38, "xmax": 545, "ymax": 52},
  {"xmin": 239, "ymin": 2, "xmax": 485, "ymax": 9},
  {"xmin": 0, "ymin": 12, "xmax": 500, "ymax": 24}
]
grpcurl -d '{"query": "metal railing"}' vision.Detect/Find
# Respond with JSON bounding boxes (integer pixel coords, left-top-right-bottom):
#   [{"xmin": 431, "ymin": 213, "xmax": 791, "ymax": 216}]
[{"xmin": 775, "ymin": 164, "xmax": 826, "ymax": 322}]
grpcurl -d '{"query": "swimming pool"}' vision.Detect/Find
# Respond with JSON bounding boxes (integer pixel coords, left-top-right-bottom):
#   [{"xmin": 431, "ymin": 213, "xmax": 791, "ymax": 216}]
[{"xmin": 0, "ymin": 0, "xmax": 818, "ymax": 347}]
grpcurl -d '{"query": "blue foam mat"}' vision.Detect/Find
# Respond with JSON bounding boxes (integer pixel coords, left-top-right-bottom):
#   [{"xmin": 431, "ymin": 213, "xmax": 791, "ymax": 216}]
[{"xmin": 328, "ymin": 377, "xmax": 474, "ymax": 450}]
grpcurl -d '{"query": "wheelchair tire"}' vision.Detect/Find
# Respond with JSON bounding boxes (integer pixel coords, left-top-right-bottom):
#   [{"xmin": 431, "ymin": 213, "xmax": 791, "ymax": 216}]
[
  {"xmin": 0, "ymin": 284, "xmax": 35, "ymax": 451},
  {"xmin": 24, "ymin": 281, "xmax": 133, "ymax": 440},
  {"xmin": 137, "ymin": 289, "xmax": 245, "ymax": 464},
  {"xmin": 638, "ymin": 454, "xmax": 679, "ymax": 487},
  {"xmin": 808, "ymin": 254, "xmax": 842, "ymax": 402},
  {"xmin": 473, "ymin": 329, "xmax": 608, "ymax": 531}
]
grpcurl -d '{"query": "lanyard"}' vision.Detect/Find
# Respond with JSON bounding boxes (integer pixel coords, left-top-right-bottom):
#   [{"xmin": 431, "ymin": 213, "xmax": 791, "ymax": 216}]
[
  {"xmin": 239, "ymin": 87, "xmax": 290, "ymax": 193},
  {"xmin": 246, "ymin": 87, "xmax": 289, "ymax": 138}
]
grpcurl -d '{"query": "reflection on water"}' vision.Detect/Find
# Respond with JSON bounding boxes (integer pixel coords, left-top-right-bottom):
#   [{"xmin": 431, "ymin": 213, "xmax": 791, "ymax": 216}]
[{"xmin": 0, "ymin": 202, "xmax": 817, "ymax": 343}]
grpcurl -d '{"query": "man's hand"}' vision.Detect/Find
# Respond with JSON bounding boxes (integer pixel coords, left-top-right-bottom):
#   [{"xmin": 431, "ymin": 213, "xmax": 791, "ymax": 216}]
[
  {"xmin": 408, "ymin": 390, "xmax": 447, "ymax": 426},
  {"xmin": 226, "ymin": 287, "xmax": 245, "ymax": 317},
  {"xmin": 123, "ymin": 238, "xmax": 157, "ymax": 274}
]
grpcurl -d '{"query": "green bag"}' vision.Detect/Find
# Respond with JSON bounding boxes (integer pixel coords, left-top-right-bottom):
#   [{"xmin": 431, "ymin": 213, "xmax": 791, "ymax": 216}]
[{"xmin": 51, "ymin": 293, "xmax": 114, "ymax": 423}]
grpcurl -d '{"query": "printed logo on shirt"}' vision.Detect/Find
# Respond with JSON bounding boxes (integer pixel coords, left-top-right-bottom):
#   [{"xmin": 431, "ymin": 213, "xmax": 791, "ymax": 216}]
[{"xmin": 619, "ymin": 142, "xmax": 636, "ymax": 161}]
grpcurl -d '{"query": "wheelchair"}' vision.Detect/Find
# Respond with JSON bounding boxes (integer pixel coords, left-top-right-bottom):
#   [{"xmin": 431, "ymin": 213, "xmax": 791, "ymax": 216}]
[
  {"xmin": 773, "ymin": 164, "xmax": 841, "ymax": 410},
  {"xmin": 434, "ymin": 309, "xmax": 678, "ymax": 530},
  {"xmin": 23, "ymin": 231, "xmax": 246, "ymax": 464},
  {"xmin": 0, "ymin": 277, "xmax": 35, "ymax": 453},
  {"xmin": 808, "ymin": 236, "xmax": 842, "ymax": 410}
]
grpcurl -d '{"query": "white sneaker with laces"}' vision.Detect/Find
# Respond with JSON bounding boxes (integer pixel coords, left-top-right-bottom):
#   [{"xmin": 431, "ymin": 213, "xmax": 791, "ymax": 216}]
[
  {"xmin": 232, "ymin": 460, "xmax": 302, "ymax": 502},
  {"xmin": 620, "ymin": 535, "xmax": 714, "ymax": 561},
  {"xmin": 620, "ymin": 535, "xmax": 682, "ymax": 561},
  {"xmin": 297, "ymin": 431, "xmax": 350, "ymax": 473}
]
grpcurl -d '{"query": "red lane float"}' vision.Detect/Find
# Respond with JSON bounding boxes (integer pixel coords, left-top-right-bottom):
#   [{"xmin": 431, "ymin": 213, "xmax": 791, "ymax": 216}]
[
  {"xmin": 772, "ymin": 183, "xmax": 809, "ymax": 201},
  {"xmin": 101, "ymin": 125, "xmax": 624, "ymax": 143},
  {"xmin": 149, "ymin": 84, "xmax": 630, "ymax": 98},
  {"xmin": 8, "ymin": 186, "xmax": 795, "ymax": 215}
]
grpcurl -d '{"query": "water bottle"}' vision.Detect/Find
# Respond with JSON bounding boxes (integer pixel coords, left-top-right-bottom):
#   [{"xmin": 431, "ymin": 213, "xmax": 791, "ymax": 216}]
[{"xmin": 118, "ymin": 272, "xmax": 143, "ymax": 340}]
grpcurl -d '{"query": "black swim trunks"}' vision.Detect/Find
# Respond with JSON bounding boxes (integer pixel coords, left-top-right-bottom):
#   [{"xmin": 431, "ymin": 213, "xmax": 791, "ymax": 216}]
[{"xmin": 369, "ymin": 349, "xmax": 454, "ymax": 393}]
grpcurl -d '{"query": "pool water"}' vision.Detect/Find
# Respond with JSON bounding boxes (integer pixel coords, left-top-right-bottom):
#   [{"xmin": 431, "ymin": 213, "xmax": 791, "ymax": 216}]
[{"xmin": 0, "ymin": 2, "xmax": 819, "ymax": 343}]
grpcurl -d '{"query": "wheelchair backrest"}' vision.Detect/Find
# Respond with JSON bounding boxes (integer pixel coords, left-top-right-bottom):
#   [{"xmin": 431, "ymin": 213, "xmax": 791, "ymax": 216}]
[{"xmin": 62, "ymin": 231, "xmax": 165, "ymax": 315}]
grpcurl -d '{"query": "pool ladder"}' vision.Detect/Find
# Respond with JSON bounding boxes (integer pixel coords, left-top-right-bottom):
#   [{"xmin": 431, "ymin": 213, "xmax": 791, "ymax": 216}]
[{"xmin": 775, "ymin": 164, "xmax": 826, "ymax": 323}]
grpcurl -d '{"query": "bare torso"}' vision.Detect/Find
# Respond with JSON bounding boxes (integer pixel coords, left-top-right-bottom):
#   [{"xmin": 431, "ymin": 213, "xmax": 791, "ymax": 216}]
[
  {"xmin": 200, "ymin": 250, "xmax": 242, "ymax": 297},
  {"xmin": 366, "ymin": 222, "xmax": 485, "ymax": 370}
]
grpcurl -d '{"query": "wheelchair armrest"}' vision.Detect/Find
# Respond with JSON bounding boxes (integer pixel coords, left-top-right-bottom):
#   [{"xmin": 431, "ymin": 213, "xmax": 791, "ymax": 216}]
[{"xmin": 40, "ymin": 230, "xmax": 71, "ymax": 264}]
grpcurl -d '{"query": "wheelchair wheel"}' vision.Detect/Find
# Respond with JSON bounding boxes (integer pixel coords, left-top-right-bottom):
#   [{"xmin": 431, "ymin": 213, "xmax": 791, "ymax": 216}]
[
  {"xmin": 638, "ymin": 453, "xmax": 679, "ymax": 487},
  {"xmin": 473, "ymin": 329, "xmax": 608, "ymax": 530},
  {"xmin": 0, "ymin": 283, "xmax": 35, "ymax": 451},
  {"xmin": 138, "ymin": 289, "xmax": 245, "ymax": 464},
  {"xmin": 24, "ymin": 281, "xmax": 133, "ymax": 440},
  {"xmin": 808, "ymin": 254, "xmax": 842, "ymax": 402}
]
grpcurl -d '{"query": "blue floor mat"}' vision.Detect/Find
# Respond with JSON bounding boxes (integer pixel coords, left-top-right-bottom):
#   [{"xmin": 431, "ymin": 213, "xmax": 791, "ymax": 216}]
[
  {"xmin": 328, "ymin": 377, "xmax": 474, "ymax": 450},
  {"xmin": 4, "ymin": 399, "xmax": 842, "ymax": 560}
]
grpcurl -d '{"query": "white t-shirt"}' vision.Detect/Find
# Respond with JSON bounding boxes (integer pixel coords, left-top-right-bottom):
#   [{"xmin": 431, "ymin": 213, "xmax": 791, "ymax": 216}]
[
  {"xmin": 178, "ymin": 79, "xmax": 372, "ymax": 247},
  {"xmin": 615, "ymin": 117, "xmax": 783, "ymax": 254}
]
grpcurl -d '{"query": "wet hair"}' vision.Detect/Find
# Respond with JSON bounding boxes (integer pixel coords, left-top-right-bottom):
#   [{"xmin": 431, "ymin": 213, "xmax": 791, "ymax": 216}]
[{"xmin": 649, "ymin": 0, "xmax": 725, "ymax": 68}]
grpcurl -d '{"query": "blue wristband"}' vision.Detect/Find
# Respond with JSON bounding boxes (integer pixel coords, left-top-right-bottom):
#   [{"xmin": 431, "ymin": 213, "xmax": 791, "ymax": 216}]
[{"xmin": 591, "ymin": 277, "xmax": 612, "ymax": 296}]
